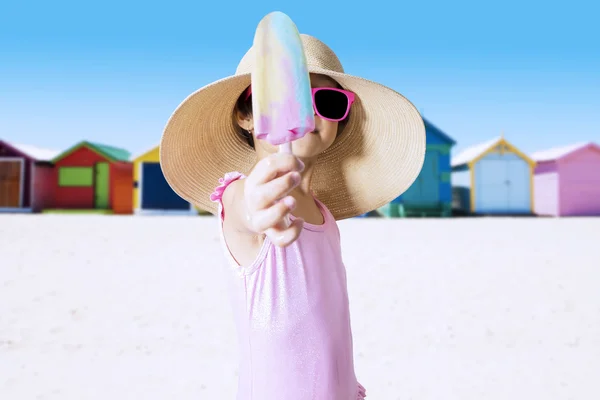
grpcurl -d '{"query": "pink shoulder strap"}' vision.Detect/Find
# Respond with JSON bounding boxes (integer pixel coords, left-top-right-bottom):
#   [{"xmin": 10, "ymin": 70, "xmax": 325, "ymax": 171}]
[{"xmin": 209, "ymin": 171, "xmax": 246, "ymax": 219}]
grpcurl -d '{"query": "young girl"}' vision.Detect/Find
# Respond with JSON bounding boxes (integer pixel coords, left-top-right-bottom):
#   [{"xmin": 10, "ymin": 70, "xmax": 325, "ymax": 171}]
[{"xmin": 160, "ymin": 34, "xmax": 426, "ymax": 400}]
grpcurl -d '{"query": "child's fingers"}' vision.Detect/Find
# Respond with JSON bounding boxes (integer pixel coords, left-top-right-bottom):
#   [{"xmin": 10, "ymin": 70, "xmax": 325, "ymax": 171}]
[
  {"xmin": 264, "ymin": 218, "xmax": 304, "ymax": 247},
  {"xmin": 247, "ymin": 153, "xmax": 304, "ymax": 187},
  {"xmin": 249, "ymin": 196, "xmax": 296, "ymax": 233},
  {"xmin": 248, "ymin": 171, "xmax": 300, "ymax": 211}
]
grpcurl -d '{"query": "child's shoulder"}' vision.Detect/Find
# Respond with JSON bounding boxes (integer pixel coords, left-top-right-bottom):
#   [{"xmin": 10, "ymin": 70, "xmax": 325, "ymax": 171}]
[{"xmin": 210, "ymin": 171, "xmax": 246, "ymax": 204}]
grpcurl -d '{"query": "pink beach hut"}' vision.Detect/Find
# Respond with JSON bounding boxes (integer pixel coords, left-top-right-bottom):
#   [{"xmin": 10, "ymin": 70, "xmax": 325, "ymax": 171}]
[{"xmin": 531, "ymin": 142, "xmax": 600, "ymax": 216}]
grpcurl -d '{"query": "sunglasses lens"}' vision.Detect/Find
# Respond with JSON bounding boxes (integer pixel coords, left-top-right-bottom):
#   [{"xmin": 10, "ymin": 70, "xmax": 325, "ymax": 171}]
[{"xmin": 314, "ymin": 89, "xmax": 349, "ymax": 120}]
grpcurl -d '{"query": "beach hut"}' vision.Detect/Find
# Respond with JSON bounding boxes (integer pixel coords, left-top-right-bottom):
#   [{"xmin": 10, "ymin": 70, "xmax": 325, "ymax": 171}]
[
  {"xmin": 531, "ymin": 142, "xmax": 600, "ymax": 216},
  {"xmin": 132, "ymin": 144, "xmax": 196, "ymax": 214},
  {"xmin": 0, "ymin": 140, "xmax": 58, "ymax": 212},
  {"xmin": 49, "ymin": 141, "xmax": 133, "ymax": 214},
  {"xmin": 378, "ymin": 118, "xmax": 456, "ymax": 217},
  {"xmin": 451, "ymin": 136, "xmax": 535, "ymax": 215}
]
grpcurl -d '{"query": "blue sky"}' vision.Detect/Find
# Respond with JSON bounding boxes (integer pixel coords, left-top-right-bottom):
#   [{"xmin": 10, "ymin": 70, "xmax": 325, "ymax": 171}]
[{"xmin": 1, "ymin": 0, "xmax": 598, "ymax": 158}]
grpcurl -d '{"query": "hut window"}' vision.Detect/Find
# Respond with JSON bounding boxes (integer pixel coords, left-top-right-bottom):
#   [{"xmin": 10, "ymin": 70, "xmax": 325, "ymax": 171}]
[{"xmin": 59, "ymin": 167, "xmax": 93, "ymax": 187}]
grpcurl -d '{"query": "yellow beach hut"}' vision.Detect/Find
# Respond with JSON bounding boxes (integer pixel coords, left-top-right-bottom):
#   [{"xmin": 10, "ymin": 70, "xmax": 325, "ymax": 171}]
[{"xmin": 132, "ymin": 144, "xmax": 202, "ymax": 214}]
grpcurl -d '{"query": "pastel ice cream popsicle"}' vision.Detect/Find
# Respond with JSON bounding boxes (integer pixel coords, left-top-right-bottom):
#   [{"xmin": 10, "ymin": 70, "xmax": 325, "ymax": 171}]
[{"xmin": 251, "ymin": 11, "xmax": 315, "ymax": 154}]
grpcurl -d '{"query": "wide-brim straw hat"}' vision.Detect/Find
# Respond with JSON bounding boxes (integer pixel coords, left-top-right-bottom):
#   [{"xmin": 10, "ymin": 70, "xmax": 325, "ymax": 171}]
[{"xmin": 160, "ymin": 34, "xmax": 426, "ymax": 220}]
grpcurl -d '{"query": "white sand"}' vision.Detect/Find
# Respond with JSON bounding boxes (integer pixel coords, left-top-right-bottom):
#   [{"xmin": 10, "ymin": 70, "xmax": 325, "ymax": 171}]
[{"xmin": 1, "ymin": 215, "xmax": 599, "ymax": 400}]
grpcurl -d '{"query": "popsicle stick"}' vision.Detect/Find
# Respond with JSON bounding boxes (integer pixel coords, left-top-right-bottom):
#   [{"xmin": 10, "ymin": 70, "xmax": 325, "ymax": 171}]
[
  {"xmin": 280, "ymin": 142, "xmax": 292, "ymax": 228},
  {"xmin": 279, "ymin": 142, "xmax": 292, "ymax": 154}
]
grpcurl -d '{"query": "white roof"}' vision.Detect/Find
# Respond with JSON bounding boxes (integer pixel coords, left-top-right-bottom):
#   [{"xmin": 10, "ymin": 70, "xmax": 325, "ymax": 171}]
[
  {"xmin": 451, "ymin": 136, "xmax": 502, "ymax": 167},
  {"xmin": 11, "ymin": 143, "xmax": 60, "ymax": 161},
  {"xmin": 530, "ymin": 142, "xmax": 591, "ymax": 162}
]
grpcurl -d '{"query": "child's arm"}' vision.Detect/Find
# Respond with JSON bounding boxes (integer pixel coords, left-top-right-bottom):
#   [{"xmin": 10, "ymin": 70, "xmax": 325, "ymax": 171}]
[{"xmin": 221, "ymin": 152, "xmax": 305, "ymax": 247}]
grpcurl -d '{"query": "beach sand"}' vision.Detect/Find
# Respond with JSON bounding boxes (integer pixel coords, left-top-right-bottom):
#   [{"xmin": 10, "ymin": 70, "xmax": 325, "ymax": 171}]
[{"xmin": 1, "ymin": 215, "xmax": 599, "ymax": 399}]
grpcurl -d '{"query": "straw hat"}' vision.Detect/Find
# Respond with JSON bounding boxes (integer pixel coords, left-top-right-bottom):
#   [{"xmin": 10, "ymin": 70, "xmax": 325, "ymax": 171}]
[{"xmin": 160, "ymin": 34, "xmax": 426, "ymax": 220}]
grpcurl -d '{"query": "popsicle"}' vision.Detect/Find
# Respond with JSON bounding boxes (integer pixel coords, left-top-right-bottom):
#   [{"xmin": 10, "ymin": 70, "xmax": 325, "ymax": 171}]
[{"xmin": 251, "ymin": 11, "xmax": 315, "ymax": 154}]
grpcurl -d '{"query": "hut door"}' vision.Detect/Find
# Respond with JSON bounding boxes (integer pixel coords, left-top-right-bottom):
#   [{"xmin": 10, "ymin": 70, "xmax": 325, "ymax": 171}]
[
  {"xmin": 95, "ymin": 162, "xmax": 110, "ymax": 209},
  {"xmin": 506, "ymin": 159, "xmax": 531, "ymax": 212},
  {"xmin": 476, "ymin": 158, "xmax": 510, "ymax": 212},
  {"xmin": 0, "ymin": 159, "xmax": 23, "ymax": 208}
]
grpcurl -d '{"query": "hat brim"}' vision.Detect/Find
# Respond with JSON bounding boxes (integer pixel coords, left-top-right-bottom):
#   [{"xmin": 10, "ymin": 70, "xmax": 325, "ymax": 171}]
[{"xmin": 159, "ymin": 67, "xmax": 426, "ymax": 220}]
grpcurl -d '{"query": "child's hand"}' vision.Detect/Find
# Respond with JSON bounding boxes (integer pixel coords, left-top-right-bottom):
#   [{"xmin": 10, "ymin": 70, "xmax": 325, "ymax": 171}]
[{"xmin": 243, "ymin": 153, "xmax": 305, "ymax": 247}]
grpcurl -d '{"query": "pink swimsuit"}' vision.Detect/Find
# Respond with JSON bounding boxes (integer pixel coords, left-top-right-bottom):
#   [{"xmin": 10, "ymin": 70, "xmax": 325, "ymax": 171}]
[{"xmin": 211, "ymin": 172, "xmax": 366, "ymax": 400}]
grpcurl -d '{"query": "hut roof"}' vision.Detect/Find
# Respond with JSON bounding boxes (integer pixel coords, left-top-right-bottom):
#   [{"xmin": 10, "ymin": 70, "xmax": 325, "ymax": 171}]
[
  {"xmin": 451, "ymin": 136, "xmax": 502, "ymax": 167},
  {"xmin": 131, "ymin": 142, "xmax": 160, "ymax": 162},
  {"xmin": 452, "ymin": 136, "xmax": 535, "ymax": 168},
  {"xmin": 10, "ymin": 143, "xmax": 60, "ymax": 161},
  {"xmin": 0, "ymin": 139, "xmax": 60, "ymax": 161},
  {"xmin": 423, "ymin": 118, "xmax": 456, "ymax": 145},
  {"xmin": 530, "ymin": 142, "xmax": 599, "ymax": 162},
  {"xmin": 52, "ymin": 141, "xmax": 131, "ymax": 163},
  {"xmin": 87, "ymin": 141, "xmax": 131, "ymax": 162}
]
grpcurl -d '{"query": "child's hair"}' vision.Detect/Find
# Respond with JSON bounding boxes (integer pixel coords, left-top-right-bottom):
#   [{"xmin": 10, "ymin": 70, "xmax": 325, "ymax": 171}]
[{"xmin": 234, "ymin": 78, "xmax": 351, "ymax": 149}]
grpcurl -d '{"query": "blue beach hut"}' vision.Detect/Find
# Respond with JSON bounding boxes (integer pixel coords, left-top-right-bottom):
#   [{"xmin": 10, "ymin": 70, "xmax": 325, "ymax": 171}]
[
  {"xmin": 451, "ymin": 136, "xmax": 535, "ymax": 215},
  {"xmin": 376, "ymin": 118, "xmax": 456, "ymax": 217}
]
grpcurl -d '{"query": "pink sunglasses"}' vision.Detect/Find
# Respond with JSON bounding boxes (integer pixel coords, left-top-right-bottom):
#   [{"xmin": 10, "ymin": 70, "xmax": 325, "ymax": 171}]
[{"xmin": 244, "ymin": 86, "xmax": 355, "ymax": 122}]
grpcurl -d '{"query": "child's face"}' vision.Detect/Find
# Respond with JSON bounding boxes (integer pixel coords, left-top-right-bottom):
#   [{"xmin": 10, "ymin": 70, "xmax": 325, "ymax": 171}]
[{"xmin": 250, "ymin": 74, "xmax": 341, "ymax": 160}]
